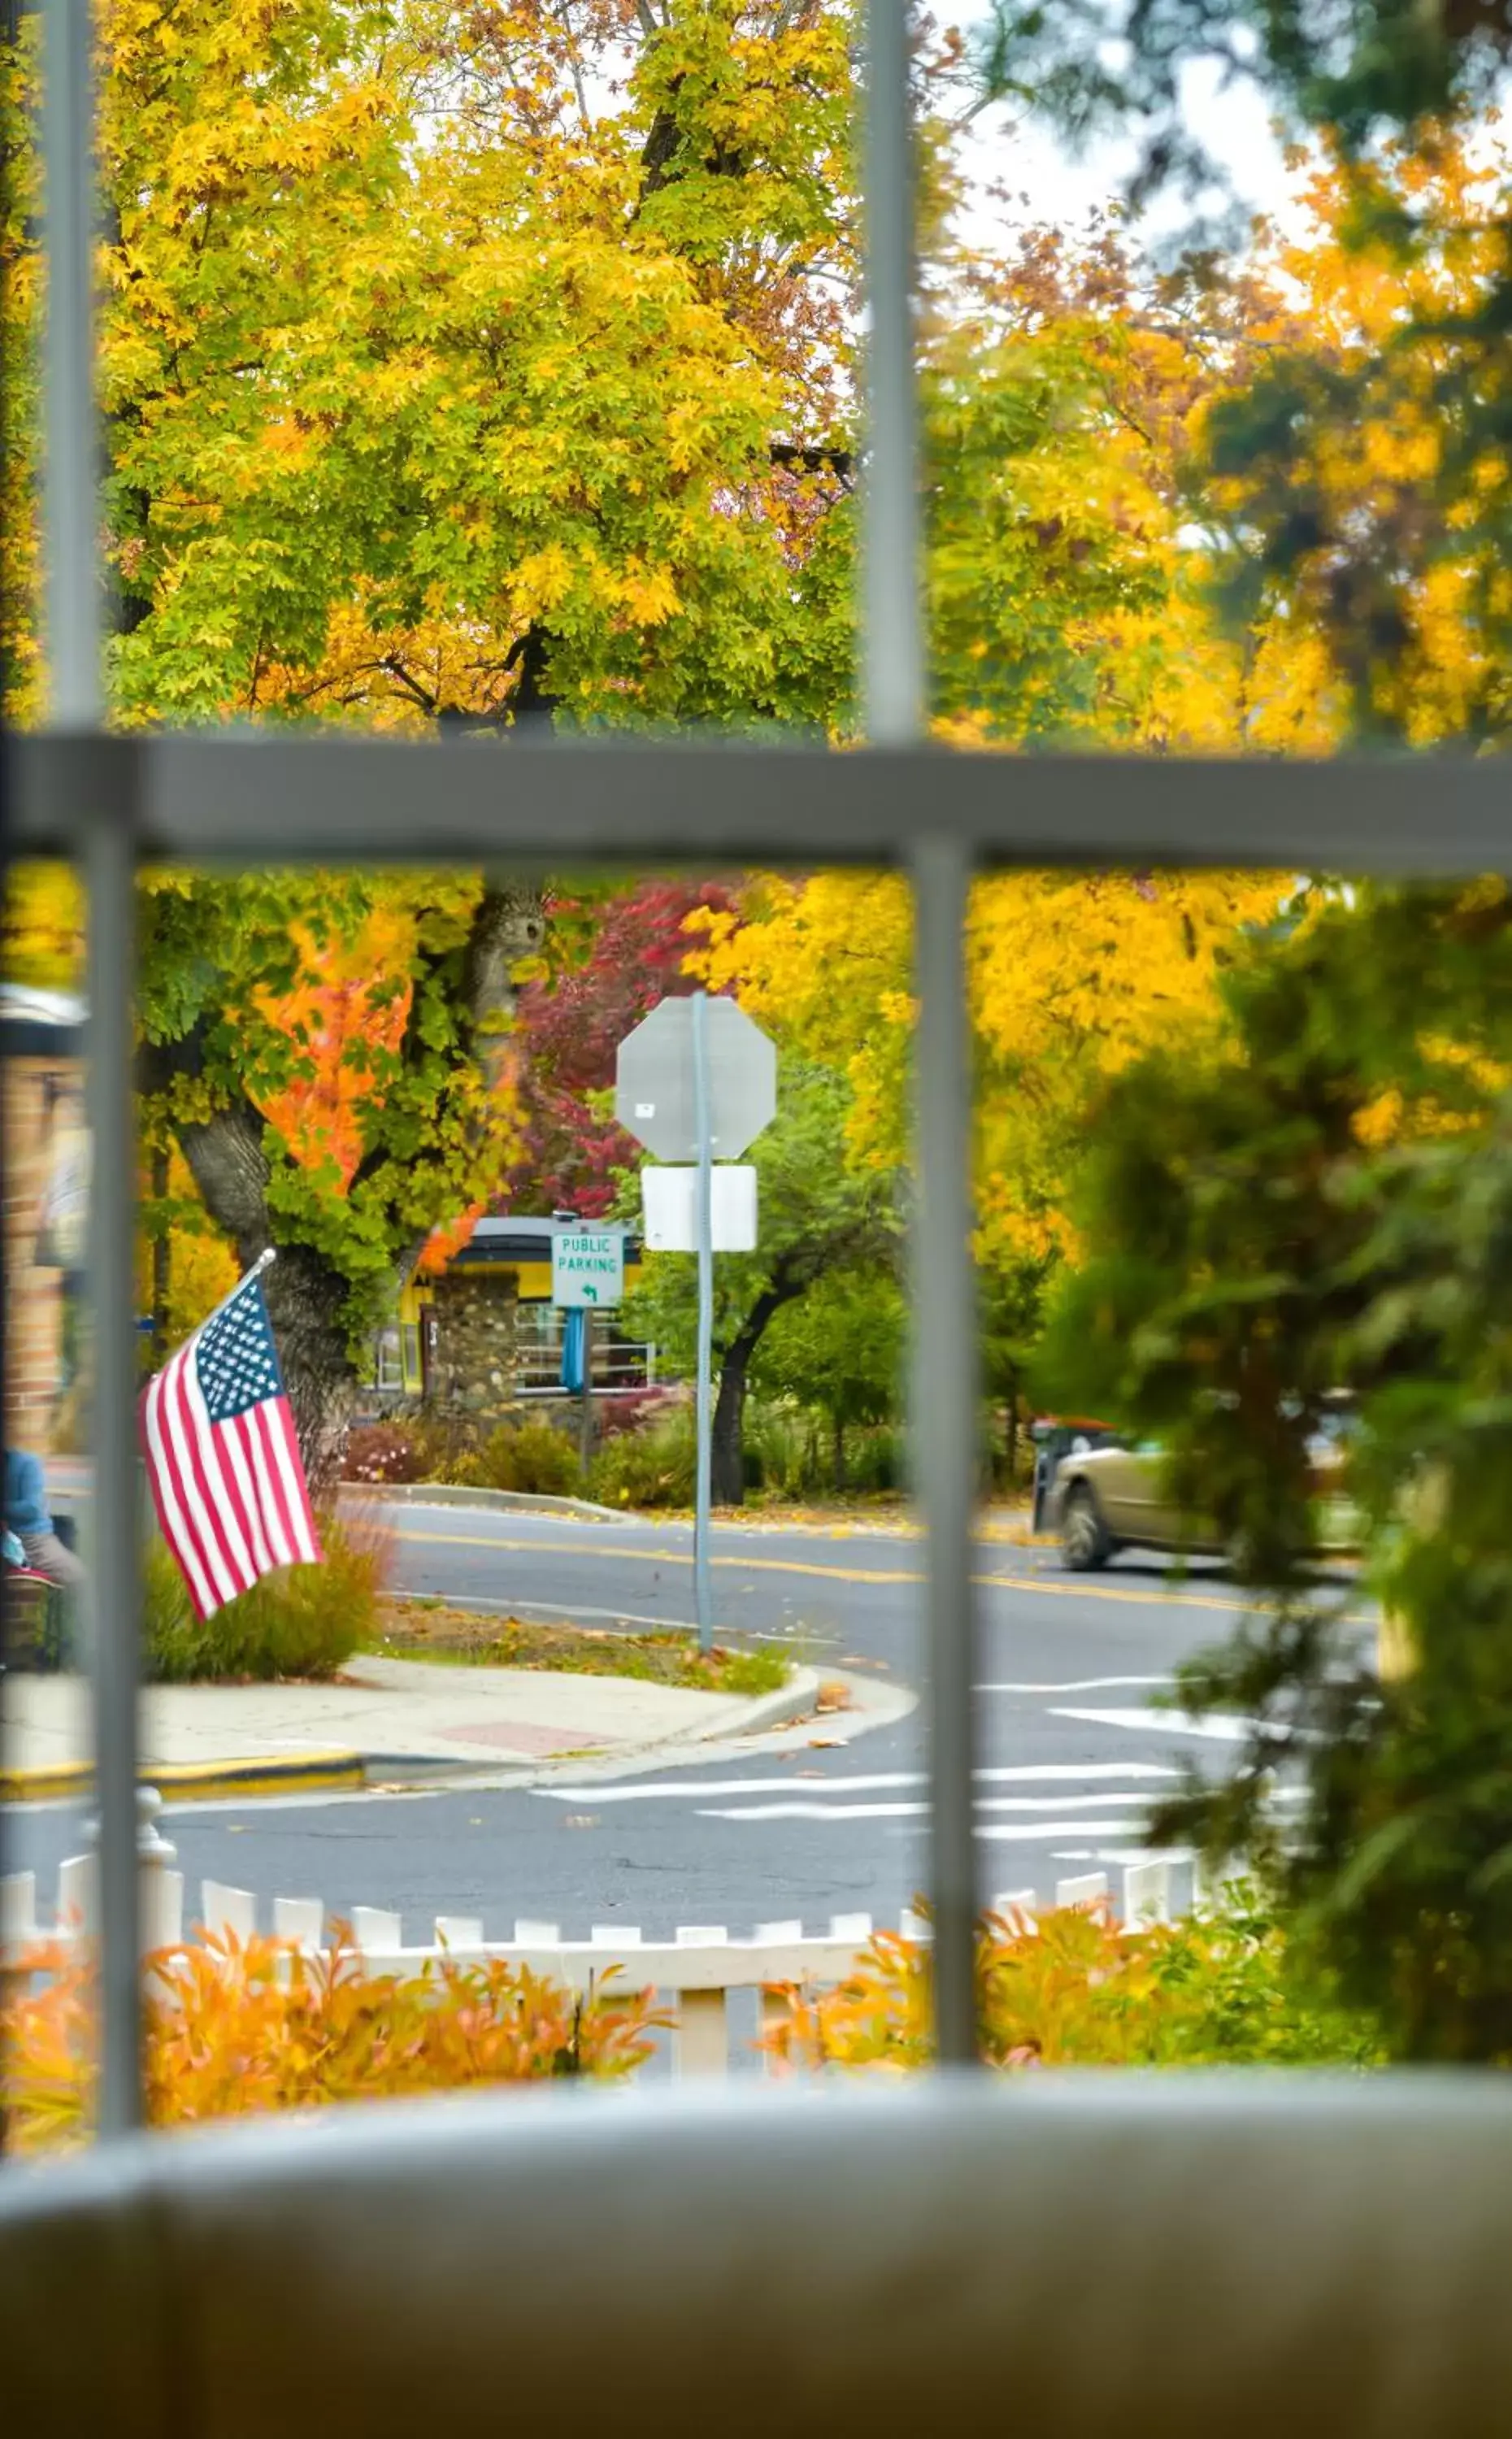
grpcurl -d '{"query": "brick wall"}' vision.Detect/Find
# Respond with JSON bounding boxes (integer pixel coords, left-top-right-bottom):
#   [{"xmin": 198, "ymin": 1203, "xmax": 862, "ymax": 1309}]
[{"xmin": 3, "ymin": 1058, "xmax": 82, "ymax": 1453}]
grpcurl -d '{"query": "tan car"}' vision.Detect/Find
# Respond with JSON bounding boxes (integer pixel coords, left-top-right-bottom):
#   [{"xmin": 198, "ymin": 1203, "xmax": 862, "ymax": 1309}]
[{"xmin": 1051, "ymin": 1428, "xmax": 1358, "ymax": 1571}]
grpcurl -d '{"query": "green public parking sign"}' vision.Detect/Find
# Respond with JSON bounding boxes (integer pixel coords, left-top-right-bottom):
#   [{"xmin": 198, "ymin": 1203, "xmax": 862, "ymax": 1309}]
[{"xmin": 550, "ymin": 1230, "xmax": 624, "ymax": 1309}]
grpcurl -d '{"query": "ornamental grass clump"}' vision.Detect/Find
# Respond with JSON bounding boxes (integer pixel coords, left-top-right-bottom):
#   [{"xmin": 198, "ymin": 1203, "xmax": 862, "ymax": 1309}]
[{"xmin": 143, "ymin": 1511, "xmax": 386, "ymax": 1681}]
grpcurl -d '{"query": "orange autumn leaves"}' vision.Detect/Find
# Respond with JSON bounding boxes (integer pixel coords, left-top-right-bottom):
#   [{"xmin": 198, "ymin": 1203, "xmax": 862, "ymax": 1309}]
[
  {"xmin": 257, "ymin": 906, "xmax": 414, "ymax": 1188},
  {"xmin": 2, "ymin": 1928, "xmax": 663, "ymax": 2152},
  {"xmin": 255, "ymin": 899, "xmax": 507, "ymax": 1277}
]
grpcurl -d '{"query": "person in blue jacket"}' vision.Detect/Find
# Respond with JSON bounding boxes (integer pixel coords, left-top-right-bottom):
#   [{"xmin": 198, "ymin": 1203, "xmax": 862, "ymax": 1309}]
[{"xmin": 3, "ymin": 1448, "xmax": 86, "ymax": 1589}]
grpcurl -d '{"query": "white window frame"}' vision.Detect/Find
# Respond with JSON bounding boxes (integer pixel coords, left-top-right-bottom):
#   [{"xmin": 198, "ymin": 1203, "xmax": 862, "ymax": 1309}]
[{"xmin": 6, "ymin": 0, "xmax": 1507, "ymax": 2139}]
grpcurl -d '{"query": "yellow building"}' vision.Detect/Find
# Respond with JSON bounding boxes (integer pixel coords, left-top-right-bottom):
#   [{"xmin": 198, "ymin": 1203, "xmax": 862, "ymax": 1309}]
[{"xmin": 381, "ymin": 1219, "xmax": 648, "ymax": 1419}]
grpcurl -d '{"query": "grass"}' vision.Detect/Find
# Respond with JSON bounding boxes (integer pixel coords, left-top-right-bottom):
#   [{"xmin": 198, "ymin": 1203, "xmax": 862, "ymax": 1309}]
[
  {"xmin": 144, "ymin": 1517, "xmax": 384, "ymax": 1683},
  {"xmin": 370, "ymin": 1599, "xmax": 792, "ymax": 1697}
]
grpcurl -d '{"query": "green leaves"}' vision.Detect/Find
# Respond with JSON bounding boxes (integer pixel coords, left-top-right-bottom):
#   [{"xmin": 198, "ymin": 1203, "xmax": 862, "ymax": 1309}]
[
  {"xmin": 754, "ymin": 1267, "xmax": 907, "ymax": 1436},
  {"xmin": 1036, "ymin": 879, "xmax": 1512, "ymax": 2058}
]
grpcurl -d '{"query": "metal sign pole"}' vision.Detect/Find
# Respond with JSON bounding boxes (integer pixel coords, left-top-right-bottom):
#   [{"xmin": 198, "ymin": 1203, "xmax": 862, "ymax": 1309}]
[
  {"xmin": 44, "ymin": 0, "xmax": 147, "ymax": 2135},
  {"xmin": 691, "ymin": 990, "xmax": 715, "ymax": 1648},
  {"xmin": 578, "ymin": 1305, "xmax": 595, "ymax": 1477},
  {"xmin": 615, "ymin": 988, "xmax": 775, "ymax": 1650}
]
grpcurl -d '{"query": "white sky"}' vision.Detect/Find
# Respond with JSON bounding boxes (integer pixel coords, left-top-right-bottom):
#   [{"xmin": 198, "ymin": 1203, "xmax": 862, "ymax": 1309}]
[{"xmin": 952, "ymin": 14, "xmax": 1303, "ymax": 249}]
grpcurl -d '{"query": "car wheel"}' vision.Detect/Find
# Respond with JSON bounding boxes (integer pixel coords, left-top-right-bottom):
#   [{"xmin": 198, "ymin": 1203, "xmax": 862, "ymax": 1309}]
[{"xmin": 1060, "ymin": 1485, "xmax": 1111, "ymax": 1572}]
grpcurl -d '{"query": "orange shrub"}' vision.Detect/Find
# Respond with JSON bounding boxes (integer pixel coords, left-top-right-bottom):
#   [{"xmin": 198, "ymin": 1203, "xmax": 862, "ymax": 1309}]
[
  {"xmin": 2, "ymin": 1928, "xmax": 665, "ymax": 2154},
  {"xmin": 761, "ymin": 1898, "xmax": 1381, "ymax": 2072}
]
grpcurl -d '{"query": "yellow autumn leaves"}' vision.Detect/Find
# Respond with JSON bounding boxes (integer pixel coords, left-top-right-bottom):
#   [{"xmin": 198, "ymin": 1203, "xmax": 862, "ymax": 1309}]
[{"xmin": 690, "ymin": 866, "xmax": 1285, "ymax": 1273}]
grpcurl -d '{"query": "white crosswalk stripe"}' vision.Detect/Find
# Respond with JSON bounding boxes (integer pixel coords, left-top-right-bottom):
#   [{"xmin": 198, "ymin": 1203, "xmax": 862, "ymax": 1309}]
[
  {"xmin": 534, "ymin": 1762, "xmax": 1181, "ymax": 1806},
  {"xmin": 1049, "ymin": 1706, "xmax": 1299, "ymax": 1744},
  {"xmin": 975, "ymin": 1676, "xmax": 1175, "ymax": 1694},
  {"xmin": 700, "ymin": 1790, "xmax": 1175, "ymax": 1822},
  {"xmin": 698, "ymin": 1807, "xmax": 1161, "ymax": 1833}
]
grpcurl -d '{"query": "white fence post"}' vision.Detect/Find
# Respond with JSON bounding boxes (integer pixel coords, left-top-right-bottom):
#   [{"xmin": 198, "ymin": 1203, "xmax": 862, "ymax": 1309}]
[
  {"xmin": 989, "ymin": 1889, "xmax": 1038, "ymax": 1928},
  {"xmin": 1055, "ymin": 1872, "xmax": 1109, "ymax": 1911},
  {"xmin": 350, "ymin": 1906, "xmax": 403, "ymax": 1958},
  {"xmin": 201, "ymin": 1880, "xmax": 257, "ymax": 1943},
  {"xmin": 674, "ymin": 1927, "xmax": 730, "ymax": 2077},
  {"xmin": 754, "ymin": 1920, "xmax": 806, "ymax": 2071},
  {"xmin": 1192, "ymin": 1855, "xmax": 1245, "ymax": 1914},
  {"xmin": 1, "ymin": 1871, "xmax": 40, "ymax": 1950},
  {"xmin": 272, "ymin": 1897, "xmax": 324, "ymax": 1951},
  {"xmin": 57, "ymin": 1850, "xmax": 98, "ymax": 1936},
  {"xmin": 136, "ymin": 1789, "xmax": 183, "ymax": 1951},
  {"xmin": 675, "ymin": 1989, "xmax": 729, "ymax": 2076},
  {"xmin": 1122, "ymin": 1859, "xmax": 1173, "ymax": 1927}
]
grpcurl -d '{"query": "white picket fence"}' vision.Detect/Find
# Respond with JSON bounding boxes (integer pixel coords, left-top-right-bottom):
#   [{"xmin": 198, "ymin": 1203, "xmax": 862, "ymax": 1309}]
[{"xmin": 1, "ymin": 1793, "xmax": 1211, "ymax": 2076}]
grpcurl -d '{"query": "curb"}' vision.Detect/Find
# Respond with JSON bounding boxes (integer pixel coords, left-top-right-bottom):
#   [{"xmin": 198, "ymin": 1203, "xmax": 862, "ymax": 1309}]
[
  {"xmin": 2, "ymin": 1671, "xmax": 824, "ymax": 1806},
  {"xmin": 295, "ymin": 1665, "xmax": 826, "ymax": 1786},
  {"xmin": 1, "ymin": 1750, "xmax": 367, "ymax": 1806},
  {"xmin": 342, "ymin": 1482, "xmax": 625, "ymax": 1524},
  {"xmin": 660, "ymin": 1663, "xmax": 820, "ymax": 1744}
]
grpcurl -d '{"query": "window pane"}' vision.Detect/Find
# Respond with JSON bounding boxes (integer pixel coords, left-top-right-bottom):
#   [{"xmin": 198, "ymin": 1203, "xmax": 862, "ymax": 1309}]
[
  {"xmin": 4, "ymin": 851, "xmax": 932, "ymax": 2140},
  {"xmin": 22, "ymin": 841, "xmax": 1512, "ymax": 2114},
  {"xmin": 2, "ymin": 865, "xmax": 99, "ymax": 2154},
  {"xmin": 986, "ymin": 862, "xmax": 1512, "ymax": 2072},
  {"xmin": 14, "ymin": 3, "xmax": 856, "ymax": 746},
  {"xmin": 927, "ymin": 7, "xmax": 1512, "ymax": 761}
]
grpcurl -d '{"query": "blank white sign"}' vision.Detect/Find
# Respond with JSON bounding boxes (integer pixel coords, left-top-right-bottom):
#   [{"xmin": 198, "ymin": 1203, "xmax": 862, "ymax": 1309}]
[{"xmin": 641, "ymin": 1164, "xmax": 758, "ymax": 1252}]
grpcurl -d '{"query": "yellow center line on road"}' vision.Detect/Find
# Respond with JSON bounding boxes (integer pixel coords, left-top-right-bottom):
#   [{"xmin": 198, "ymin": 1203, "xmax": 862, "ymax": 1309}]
[
  {"xmin": 393, "ymin": 1527, "xmax": 919, "ymax": 1586},
  {"xmin": 391, "ymin": 1525, "xmax": 1262, "ymax": 1614}
]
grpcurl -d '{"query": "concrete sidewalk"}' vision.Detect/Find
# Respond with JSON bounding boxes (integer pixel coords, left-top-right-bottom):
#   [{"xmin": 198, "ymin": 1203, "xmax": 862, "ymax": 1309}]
[{"xmin": 1, "ymin": 1654, "xmax": 819, "ymax": 1802}]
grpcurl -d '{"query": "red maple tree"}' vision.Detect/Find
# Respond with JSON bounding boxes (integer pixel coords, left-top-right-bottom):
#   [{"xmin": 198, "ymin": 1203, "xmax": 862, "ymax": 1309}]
[{"xmin": 505, "ymin": 878, "xmax": 737, "ymax": 1218}]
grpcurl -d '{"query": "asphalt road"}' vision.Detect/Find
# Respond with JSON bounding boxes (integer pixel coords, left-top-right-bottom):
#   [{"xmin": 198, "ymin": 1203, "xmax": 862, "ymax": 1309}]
[{"xmin": 10, "ymin": 1503, "xmax": 1371, "ymax": 1946}]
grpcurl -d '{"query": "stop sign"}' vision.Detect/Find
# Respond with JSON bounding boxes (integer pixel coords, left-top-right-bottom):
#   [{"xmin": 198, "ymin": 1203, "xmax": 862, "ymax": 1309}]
[{"xmin": 615, "ymin": 996, "xmax": 776, "ymax": 1162}]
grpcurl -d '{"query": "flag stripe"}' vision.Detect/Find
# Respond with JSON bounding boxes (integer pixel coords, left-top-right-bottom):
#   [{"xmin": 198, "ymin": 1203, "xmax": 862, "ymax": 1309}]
[
  {"xmin": 225, "ymin": 1411, "xmax": 276, "ymax": 1576},
  {"xmin": 267, "ymin": 1401, "xmax": 319, "ymax": 1563},
  {"xmin": 140, "ymin": 1271, "xmax": 321, "ymax": 1620},
  {"xmin": 255, "ymin": 1400, "xmax": 304, "ymax": 1566},
  {"xmin": 203, "ymin": 1414, "xmax": 263, "ymax": 1582},
  {"xmin": 245, "ymin": 1402, "xmax": 297, "ymax": 1568},
  {"xmin": 182, "ymin": 1359, "xmax": 256, "ymax": 1591},
  {"xmin": 166, "ymin": 1346, "xmax": 241, "ymax": 1610},
  {"xmin": 141, "ymin": 1365, "xmax": 216, "ymax": 1619},
  {"xmin": 159, "ymin": 1346, "xmax": 231, "ymax": 1618}
]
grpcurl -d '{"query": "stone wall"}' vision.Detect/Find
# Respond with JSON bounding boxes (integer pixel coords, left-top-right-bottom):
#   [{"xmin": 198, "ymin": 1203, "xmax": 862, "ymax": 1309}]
[{"xmin": 425, "ymin": 1271, "xmax": 520, "ymax": 1423}]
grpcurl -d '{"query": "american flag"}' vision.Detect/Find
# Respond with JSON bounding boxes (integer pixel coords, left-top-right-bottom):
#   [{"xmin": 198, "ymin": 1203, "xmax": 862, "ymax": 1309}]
[{"xmin": 141, "ymin": 1267, "xmax": 321, "ymax": 1619}]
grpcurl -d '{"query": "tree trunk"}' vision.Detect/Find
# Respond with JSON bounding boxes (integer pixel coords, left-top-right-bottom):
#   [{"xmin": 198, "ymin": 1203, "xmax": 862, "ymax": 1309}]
[
  {"xmin": 832, "ymin": 1413, "xmax": 846, "ymax": 1493},
  {"xmin": 710, "ymin": 1339, "xmax": 754, "ymax": 1508},
  {"xmin": 150, "ymin": 1146, "xmax": 171, "ymax": 1364},
  {"xmin": 147, "ymin": 874, "xmax": 546, "ymax": 1492},
  {"xmin": 263, "ymin": 1246, "xmax": 363, "ymax": 1492},
  {"xmin": 710, "ymin": 1282, "xmax": 797, "ymax": 1506},
  {"xmin": 172, "ymin": 1101, "xmax": 356, "ymax": 1490}
]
